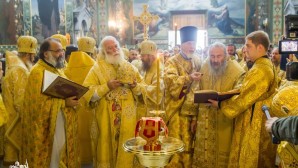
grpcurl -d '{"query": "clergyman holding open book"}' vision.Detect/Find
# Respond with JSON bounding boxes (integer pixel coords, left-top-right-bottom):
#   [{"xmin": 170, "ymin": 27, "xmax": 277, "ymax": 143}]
[
  {"xmin": 191, "ymin": 42, "xmax": 245, "ymax": 168},
  {"xmin": 22, "ymin": 37, "xmax": 80, "ymax": 167}
]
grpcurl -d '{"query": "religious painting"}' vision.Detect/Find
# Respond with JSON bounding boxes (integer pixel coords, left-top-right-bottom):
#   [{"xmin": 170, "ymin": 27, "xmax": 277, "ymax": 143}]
[
  {"xmin": 209, "ymin": 37, "xmax": 245, "ymax": 48},
  {"xmin": 31, "ymin": 0, "xmax": 65, "ymax": 43},
  {"xmin": 133, "ymin": 0, "xmax": 245, "ymax": 40},
  {"xmin": 246, "ymin": 0, "xmax": 257, "ymax": 35},
  {"xmin": 72, "ymin": 0, "xmax": 98, "ymax": 44},
  {"xmin": 108, "ymin": 0, "xmax": 134, "ymax": 45},
  {"xmin": 0, "ymin": 0, "xmax": 18, "ymax": 45},
  {"xmin": 207, "ymin": 0, "xmax": 245, "ymax": 38},
  {"xmin": 284, "ymin": 0, "xmax": 298, "ymax": 15}
]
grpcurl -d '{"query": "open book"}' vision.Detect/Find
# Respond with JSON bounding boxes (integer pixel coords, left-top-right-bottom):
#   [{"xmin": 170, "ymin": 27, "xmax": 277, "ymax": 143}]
[
  {"xmin": 42, "ymin": 70, "xmax": 89, "ymax": 99},
  {"xmin": 194, "ymin": 89, "xmax": 240, "ymax": 103}
]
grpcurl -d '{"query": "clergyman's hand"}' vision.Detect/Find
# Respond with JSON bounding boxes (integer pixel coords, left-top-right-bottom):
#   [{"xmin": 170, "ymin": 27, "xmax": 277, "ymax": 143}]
[
  {"xmin": 190, "ymin": 72, "xmax": 203, "ymax": 81},
  {"xmin": 286, "ymin": 54, "xmax": 298, "ymax": 62},
  {"xmin": 128, "ymin": 80, "xmax": 137, "ymax": 89},
  {"xmin": 65, "ymin": 96, "xmax": 79, "ymax": 107},
  {"xmin": 208, "ymin": 99, "xmax": 219, "ymax": 108},
  {"xmin": 107, "ymin": 79, "xmax": 122, "ymax": 90},
  {"xmin": 265, "ymin": 117, "xmax": 279, "ymax": 133}
]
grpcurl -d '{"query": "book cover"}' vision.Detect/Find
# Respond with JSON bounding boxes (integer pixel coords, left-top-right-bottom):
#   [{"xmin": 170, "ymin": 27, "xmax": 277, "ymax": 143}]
[
  {"xmin": 194, "ymin": 90, "xmax": 240, "ymax": 103},
  {"xmin": 42, "ymin": 70, "xmax": 89, "ymax": 99}
]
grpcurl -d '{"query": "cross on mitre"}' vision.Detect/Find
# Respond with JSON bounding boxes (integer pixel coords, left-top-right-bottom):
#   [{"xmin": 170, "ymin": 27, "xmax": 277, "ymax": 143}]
[{"xmin": 133, "ymin": 4, "xmax": 159, "ymax": 41}]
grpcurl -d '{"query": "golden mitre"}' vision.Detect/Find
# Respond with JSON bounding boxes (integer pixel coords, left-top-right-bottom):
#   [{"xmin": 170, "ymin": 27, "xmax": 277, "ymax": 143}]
[
  {"xmin": 51, "ymin": 34, "xmax": 67, "ymax": 50},
  {"xmin": 117, "ymin": 63, "xmax": 136, "ymax": 84},
  {"xmin": 272, "ymin": 85, "xmax": 298, "ymax": 116},
  {"xmin": 17, "ymin": 36, "xmax": 38, "ymax": 54},
  {"xmin": 140, "ymin": 40, "xmax": 157, "ymax": 56},
  {"xmin": 77, "ymin": 37, "xmax": 96, "ymax": 54}
]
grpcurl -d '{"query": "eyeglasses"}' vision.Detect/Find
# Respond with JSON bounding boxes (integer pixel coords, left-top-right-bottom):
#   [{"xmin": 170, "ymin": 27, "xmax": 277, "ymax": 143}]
[{"xmin": 48, "ymin": 49, "xmax": 65, "ymax": 53}]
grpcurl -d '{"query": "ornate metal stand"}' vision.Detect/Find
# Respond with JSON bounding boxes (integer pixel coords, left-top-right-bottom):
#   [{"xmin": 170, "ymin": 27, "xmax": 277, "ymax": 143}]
[{"xmin": 123, "ymin": 136, "xmax": 184, "ymax": 167}]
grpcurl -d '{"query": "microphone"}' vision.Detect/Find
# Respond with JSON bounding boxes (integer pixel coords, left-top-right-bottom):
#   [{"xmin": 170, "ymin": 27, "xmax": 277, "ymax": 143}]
[
  {"xmin": 262, "ymin": 105, "xmax": 271, "ymax": 119},
  {"xmin": 262, "ymin": 105, "xmax": 280, "ymax": 144}
]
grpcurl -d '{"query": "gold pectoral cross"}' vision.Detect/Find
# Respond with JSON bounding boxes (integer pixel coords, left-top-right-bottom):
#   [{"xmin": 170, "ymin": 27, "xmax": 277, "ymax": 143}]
[{"xmin": 133, "ymin": 4, "xmax": 159, "ymax": 40}]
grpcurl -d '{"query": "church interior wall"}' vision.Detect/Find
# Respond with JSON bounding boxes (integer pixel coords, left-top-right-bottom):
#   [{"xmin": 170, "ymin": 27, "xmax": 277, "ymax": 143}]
[{"xmin": 0, "ymin": 0, "xmax": 291, "ymax": 53}]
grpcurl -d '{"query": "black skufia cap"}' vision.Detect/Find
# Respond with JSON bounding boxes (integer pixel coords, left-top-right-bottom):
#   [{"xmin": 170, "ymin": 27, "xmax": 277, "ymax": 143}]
[
  {"xmin": 180, "ymin": 26, "xmax": 198, "ymax": 44},
  {"xmin": 65, "ymin": 45, "xmax": 78, "ymax": 56}
]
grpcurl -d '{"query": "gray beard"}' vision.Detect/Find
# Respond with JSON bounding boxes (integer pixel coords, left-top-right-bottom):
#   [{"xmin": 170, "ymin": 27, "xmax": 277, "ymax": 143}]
[
  {"xmin": 47, "ymin": 55, "xmax": 65, "ymax": 69},
  {"xmin": 184, "ymin": 53, "xmax": 194, "ymax": 59},
  {"xmin": 208, "ymin": 60, "xmax": 227, "ymax": 76},
  {"xmin": 55, "ymin": 58, "xmax": 65, "ymax": 69}
]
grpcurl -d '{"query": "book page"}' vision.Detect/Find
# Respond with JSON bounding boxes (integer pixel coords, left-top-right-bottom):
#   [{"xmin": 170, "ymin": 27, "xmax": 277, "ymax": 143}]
[
  {"xmin": 195, "ymin": 90, "xmax": 217, "ymax": 94},
  {"xmin": 218, "ymin": 89, "xmax": 240, "ymax": 95},
  {"xmin": 43, "ymin": 70, "xmax": 58, "ymax": 92},
  {"xmin": 42, "ymin": 70, "xmax": 89, "ymax": 99}
]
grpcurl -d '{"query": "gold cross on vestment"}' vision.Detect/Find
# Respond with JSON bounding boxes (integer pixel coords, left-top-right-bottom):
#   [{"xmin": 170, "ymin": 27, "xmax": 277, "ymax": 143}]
[{"xmin": 133, "ymin": 4, "xmax": 159, "ymax": 40}]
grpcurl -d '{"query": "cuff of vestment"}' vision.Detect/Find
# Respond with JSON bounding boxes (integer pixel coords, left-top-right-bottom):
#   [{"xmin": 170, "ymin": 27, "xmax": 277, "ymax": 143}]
[
  {"xmin": 185, "ymin": 75, "xmax": 192, "ymax": 85},
  {"xmin": 131, "ymin": 83, "xmax": 142, "ymax": 96},
  {"xmin": 97, "ymin": 83, "xmax": 110, "ymax": 96}
]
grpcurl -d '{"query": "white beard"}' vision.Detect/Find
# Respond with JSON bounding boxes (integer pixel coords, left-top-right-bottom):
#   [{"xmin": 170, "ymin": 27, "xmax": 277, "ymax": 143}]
[
  {"xmin": 185, "ymin": 53, "xmax": 194, "ymax": 59},
  {"xmin": 24, "ymin": 60, "xmax": 33, "ymax": 70},
  {"xmin": 104, "ymin": 50, "xmax": 125, "ymax": 65}
]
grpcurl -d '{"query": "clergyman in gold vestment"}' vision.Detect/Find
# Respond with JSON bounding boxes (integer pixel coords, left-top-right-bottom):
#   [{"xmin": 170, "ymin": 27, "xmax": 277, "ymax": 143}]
[
  {"xmin": 192, "ymin": 42, "xmax": 245, "ymax": 168},
  {"xmin": 0, "ymin": 60, "xmax": 7, "ymax": 160},
  {"xmin": 2, "ymin": 36, "xmax": 37, "ymax": 165},
  {"xmin": 270, "ymin": 47, "xmax": 286, "ymax": 86},
  {"xmin": 64, "ymin": 36, "xmax": 96, "ymax": 164},
  {"xmin": 137, "ymin": 40, "xmax": 164, "ymax": 119},
  {"xmin": 83, "ymin": 36, "xmax": 144, "ymax": 168},
  {"xmin": 209, "ymin": 31, "xmax": 279, "ymax": 168},
  {"xmin": 268, "ymin": 84, "xmax": 298, "ymax": 167},
  {"xmin": 22, "ymin": 38, "xmax": 80, "ymax": 167},
  {"xmin": 164, "ymin": 26, "xmax": 202, "ymax": 167}
]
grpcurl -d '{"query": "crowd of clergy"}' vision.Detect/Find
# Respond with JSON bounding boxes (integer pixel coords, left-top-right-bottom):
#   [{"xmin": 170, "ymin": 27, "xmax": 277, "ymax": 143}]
[{"xmin": 0, "ymin": 26, "xmax": 297, "ymax": 168}]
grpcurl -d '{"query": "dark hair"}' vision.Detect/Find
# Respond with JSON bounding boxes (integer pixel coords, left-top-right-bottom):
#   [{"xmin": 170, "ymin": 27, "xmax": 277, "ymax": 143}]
[
  {"xmin": 65, "ymin": 45, "xmax": 78, "ymax": 56},
  {"xmin": 227, "ymin": 43, "xmax": 236, "ymax": 50},
  {"xmin": 38, "ymin": 38, "xmax": 59, "ymax": 59},
  {"xmin": 246, "ymin": 31, "xmax": 270, "ymax": 51}
]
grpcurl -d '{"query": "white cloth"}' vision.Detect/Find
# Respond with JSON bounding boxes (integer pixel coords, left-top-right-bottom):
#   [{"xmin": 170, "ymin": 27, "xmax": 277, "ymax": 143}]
[
  {"xmin": 91, "ymin": 92, "xmax": 100, "ymax": 102},
  {"xmin": 50, "ymin": 110, "xmax": 66, "ymax": 168}
]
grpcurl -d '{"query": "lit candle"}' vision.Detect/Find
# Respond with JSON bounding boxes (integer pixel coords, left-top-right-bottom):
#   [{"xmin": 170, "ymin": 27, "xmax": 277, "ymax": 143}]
[
  {"xmin": 174, "ymin": 23, "xmax": 177, "ymax": 46},
  {"xmin": 156, "ymin": 53, "xmax": 160, "ymax": 110},
  {"xmin": 66, "ymin": 33, "xmax": 71, "ymax": 45}
]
